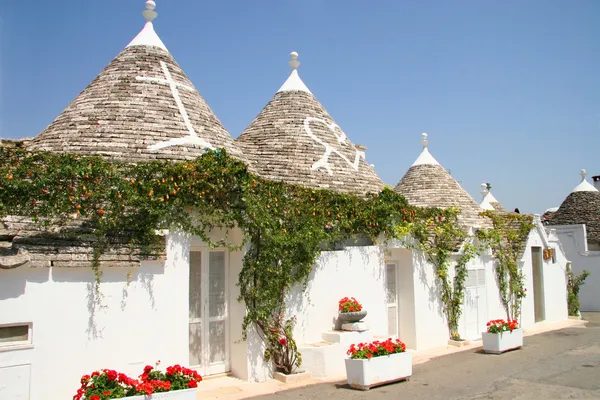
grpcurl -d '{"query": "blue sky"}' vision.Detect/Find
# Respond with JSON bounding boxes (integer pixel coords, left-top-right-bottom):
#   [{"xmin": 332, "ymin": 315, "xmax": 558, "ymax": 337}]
[{"xmin": 1, "ymin": 0, "xmax": 598, "ymax": 214}]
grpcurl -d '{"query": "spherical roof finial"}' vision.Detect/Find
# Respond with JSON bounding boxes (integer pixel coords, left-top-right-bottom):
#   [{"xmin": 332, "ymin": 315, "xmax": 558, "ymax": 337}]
[
  {"xmin": 581, "ymin": 169, "xmax": 587, "ymax": 180},
  {"xmin": 421, "ymin": 132, "xmax": 428, "ymax": 149},
  {"xmin": 143, "ymin": 0, "xmax": 158, "ymax": 22},
  {"xmin": 289, "ymin": 51, "xmax": 300, "ymax": 70}
]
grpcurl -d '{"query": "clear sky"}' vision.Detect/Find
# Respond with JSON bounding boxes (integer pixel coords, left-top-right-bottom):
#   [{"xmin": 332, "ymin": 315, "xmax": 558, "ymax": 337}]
[{"xmin": 0, "ymin": 0, "xmax": 598, "ymax": 214}]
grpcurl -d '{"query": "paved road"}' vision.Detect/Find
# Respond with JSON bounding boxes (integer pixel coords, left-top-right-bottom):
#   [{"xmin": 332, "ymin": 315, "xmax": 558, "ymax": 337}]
[{"xmin": 255, "ymin": 313, "xmax": 600, "ymax": 400}]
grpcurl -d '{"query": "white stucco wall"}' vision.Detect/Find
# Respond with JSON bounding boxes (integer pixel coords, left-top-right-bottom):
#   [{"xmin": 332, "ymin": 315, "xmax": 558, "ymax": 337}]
[
  {"xmin": 287, "ymin": 245, "xmax": 388, "ymax": 345},
  {"xmin": 0, "ymin": 233, "xmax": 189, "ymax": 400},
  {"xmin": 552, "ymin": 224, "xmax": 600, "ymax": 311},
  {"xmin": 0, "ymin": 228, "xmax": 257, "ymax": 400},
  {"xmin": 480, "ymin": 227, "xmax": 569, "ymax": 330}
]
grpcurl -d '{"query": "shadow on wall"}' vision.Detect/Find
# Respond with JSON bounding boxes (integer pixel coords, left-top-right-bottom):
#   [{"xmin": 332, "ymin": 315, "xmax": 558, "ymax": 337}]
[
  {"xmin": 285, "ymin": 250, "xmax": 329, "ymax": 336},
  {"xmin": 414, "ymin": 250, "xmax": 444, "ymax": 319},
  {"xmin": 51, "ymin": 263, "xmax": 166, "ymax": 340},
  {"xmin": 0, "ymin": 267, "xmax": 50, "ymax": 300},
  {"xmin": 247, "ymin": 324, "xmax": 270, "ymax": 381}
]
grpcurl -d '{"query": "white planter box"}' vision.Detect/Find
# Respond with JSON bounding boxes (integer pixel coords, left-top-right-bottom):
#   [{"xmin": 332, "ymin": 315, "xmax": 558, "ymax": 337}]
[
  {"xmin": 482, "ymin": 328, "xmax": 523, "ymax": 354},
  {"xmin": 344, "ymin": 351, "xmax": 412, "ymax": 390},
  {"xmin": 123, "ymin": 388, "xmax": 197, "ymax": 400}
]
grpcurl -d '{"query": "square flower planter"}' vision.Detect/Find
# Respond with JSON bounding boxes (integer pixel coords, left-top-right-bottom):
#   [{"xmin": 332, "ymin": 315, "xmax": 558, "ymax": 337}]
[
  {"xmin": 482, "ymin": 328, "xmax": 523, "ymax": 354},
  {"xmin": 124, "ymin": 388, "xmax": 197, "ymax": 400},
  {"xmin": 344, "ymin": 351, "xmax": 412, "ymax": 390}
]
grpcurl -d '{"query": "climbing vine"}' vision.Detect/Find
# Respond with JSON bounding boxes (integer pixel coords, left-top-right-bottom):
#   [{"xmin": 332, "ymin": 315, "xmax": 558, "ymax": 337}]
[
  {"xmin": 0, "ymin": 144, "xmax": 420, "ymax": 374},
  {"xmin": 395, "ymin": 207, "xmax": 479, "ymax": 340},
  {"xmin": 566, "ymin": 262, "xmax": 590, "ymax": 317},
  {"xmin": 477, "ymin": 211, "xmax": 534, "ymax": 321}
]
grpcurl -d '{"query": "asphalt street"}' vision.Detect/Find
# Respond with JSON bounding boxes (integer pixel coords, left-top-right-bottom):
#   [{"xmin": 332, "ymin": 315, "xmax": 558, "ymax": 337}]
[{"xmin": 254, "ymin": 313, "xmax": 600, "ymax": 400}]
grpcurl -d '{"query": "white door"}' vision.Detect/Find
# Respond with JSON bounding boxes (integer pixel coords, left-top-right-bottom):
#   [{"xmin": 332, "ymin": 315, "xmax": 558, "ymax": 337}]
[
  {"xmin": 464, "ymin": 269, "xmax": 487, "ymax": 340},
  {"xmin": 189, "ymin": 249, "xmax": 229, "ymax": 376},
  {"xmin": 386, "ymin": 262, "xmax": 399, "ymax": 337}
]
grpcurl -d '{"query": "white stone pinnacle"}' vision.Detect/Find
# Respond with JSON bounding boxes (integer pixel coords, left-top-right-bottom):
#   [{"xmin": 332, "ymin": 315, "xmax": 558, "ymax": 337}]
[
  {"xmin": 289, "ymin": 51, "xmax": 300, "ymax": 70},
  {"xmin": 277, "ymin": 50, "xmax": 312, "ymax": 94},
  {"xmin": 412, "ymin": 132, "xmax": 440, "ymax": 167},
  {"xmin": 481, "ymin": 183, "xmax": 489, "ymax": 196},
  {"xmin": 572, "ymin": 168, "xmax": 599, "ymax": 193},
  {"xmin": 126, "ymin": 0, "xmax": 167, "ymax": 51},
  {"xmin": 143, "ymin": 0, "xmax": 158, "ymax": 22}
]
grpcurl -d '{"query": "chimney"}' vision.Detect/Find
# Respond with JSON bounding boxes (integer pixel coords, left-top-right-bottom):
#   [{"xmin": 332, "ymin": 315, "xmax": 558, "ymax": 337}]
[{"xmin": 593, "ymin": 175, "xmax": 600, "ymax": 191}]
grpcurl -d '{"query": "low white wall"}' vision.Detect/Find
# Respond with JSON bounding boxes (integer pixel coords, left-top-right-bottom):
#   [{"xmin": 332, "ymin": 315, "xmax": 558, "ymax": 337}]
[
  {"xmin": 0, "ymin": 233, "xmax": 190, "ymax": 400},
  {"xmin": 552, "ymin": 224, "xmax": 600, "ymax": 311},
  {"xmin": 288, "ymin": 245, "xmax": 387, "ymax": 346}
]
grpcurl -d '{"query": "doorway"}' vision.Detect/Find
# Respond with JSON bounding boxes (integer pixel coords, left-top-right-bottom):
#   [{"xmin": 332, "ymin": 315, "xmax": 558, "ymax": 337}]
[
  {"xmin": 531, "ymin": 247, "xmax": 545, "ymax": 322},
  {"xmin": 464, "ymin": 269, "xmax": 487, "ymax": 340},
  {"xmin": 385, "ymin": 262, "xmax": 399, "ymax": 337},
  {"xmin": 189, "ymin": 249, "xmax": 230, "ymax": 376}
]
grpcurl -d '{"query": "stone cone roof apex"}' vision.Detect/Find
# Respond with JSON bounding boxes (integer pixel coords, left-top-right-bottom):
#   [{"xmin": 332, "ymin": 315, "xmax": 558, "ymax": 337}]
[
  {"xmin": 127, "ymin": 1, "xmax": 167, "ymax": 51},
  {"xmin": 411, "ymin": 133, "xmax": 440, "ymax": 166},
  {"xmin": 277, "ymin": 52, "xmax": 312, "ymax": 94},
  {"xmin": 573, "ymin": 169, "xmax": 598, "ymax": 193}
]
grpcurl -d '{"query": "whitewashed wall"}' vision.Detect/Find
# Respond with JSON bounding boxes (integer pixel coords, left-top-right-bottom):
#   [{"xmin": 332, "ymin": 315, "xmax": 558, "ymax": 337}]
[
  {"xmin": 481, "ymin": 226, "xmax": 569, "ymax": 330},
  {"xmin": 0, "ymin": 233, "xmax": 189, "ymax": 400},
  {"xmin": 287, "ymin": 245, "xmax": 387, "ymax": 345},
  {"xmin": 552, "ymin": 224, "xmax": 600, "ymax": 311},
  {"xmin": 0, "ymin": 228, "xmax": 257, "ymax": 400}
]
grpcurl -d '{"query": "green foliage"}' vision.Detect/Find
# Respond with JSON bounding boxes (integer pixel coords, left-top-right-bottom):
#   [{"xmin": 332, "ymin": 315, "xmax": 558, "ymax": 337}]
[
  {"xmin": 395, "ymin": 207, "xmax": 479, "ymax": 340},
  {"xmin": 477, "ymin": 211, "xmax": 534, "ymax": 321},
  {"xmin": 566, "ymin": 262, "xmax": 590, "ymax": 317},
  {"xmin": 1, "ymin": 145, "xmax": 482, "ymax": 372},
  {"xmin": 0, "ymin": 145, "xmax": 415, "ymax": 375}
]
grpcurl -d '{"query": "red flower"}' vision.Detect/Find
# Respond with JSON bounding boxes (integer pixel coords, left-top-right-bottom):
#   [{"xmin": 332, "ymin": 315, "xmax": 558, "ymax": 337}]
[
  {"xmin": 365, "ymin": 353, "xmax": 373, "ymax": 359},
  {"xmin": 279, "ymin": 338, "xmax": 287, "ymax": 346},
  {"xmin": 91, "ymin": 371, "xmax": 100, "ymax": 377},
  {"xmin": 103, "ymin": 390, "xmax": 111, "ymax": 396},
  {"xmin": 188, "ymin": 380, "xmax": 198, "ymax": 388},
  {"xmin": 143, "ymin": 365, "xmax": 154, "ymax": 373},
  {"xmin": 105, "ymin": 369, "xmax": 117, "ymax": 381},
  {"xmin": 80, "ymin": 375, "xmax": 90, "ymax": 385},
  {"xmin": 90, "ymin": 396, "xmax": 100, "ymax": 400}
]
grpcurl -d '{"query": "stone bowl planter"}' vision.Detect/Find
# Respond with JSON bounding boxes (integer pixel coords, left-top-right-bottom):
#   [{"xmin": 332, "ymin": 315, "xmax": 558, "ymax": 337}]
[{"xmin": 338, "ymin": 310, "xmax": 367, "ymax": 323}]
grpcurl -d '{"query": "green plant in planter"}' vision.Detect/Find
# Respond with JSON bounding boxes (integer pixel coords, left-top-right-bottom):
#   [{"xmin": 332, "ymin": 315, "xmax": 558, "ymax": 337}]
[{"xmin": 566, "ymin": 262, "xmax": 590, "ymax": 317}]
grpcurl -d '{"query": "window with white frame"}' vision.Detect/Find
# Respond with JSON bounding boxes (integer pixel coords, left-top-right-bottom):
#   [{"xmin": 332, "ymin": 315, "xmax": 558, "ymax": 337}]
[{"xmin": 0, "ymin": 323, "xmax": 33, "ymax": 350}]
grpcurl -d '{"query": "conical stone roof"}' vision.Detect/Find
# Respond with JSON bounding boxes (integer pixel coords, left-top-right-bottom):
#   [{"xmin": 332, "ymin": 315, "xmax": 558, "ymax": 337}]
[
  {"xmin": 235, "ymin": 52, "xmax": 383, "ymax": 195},
  {"xmin": 394, "ymin": 134, "xmax": 489, "ymax": 228},
  {"xmin": 548, "ymin": 170, "xmax": 600, "ymax": 247},
  {"xmin": 31, "ymin": 1, "xmax": 246, "ymax": 164},
  {"xmin": 479, "ymin": 184, "xmax": 507, "ymax": 212}
]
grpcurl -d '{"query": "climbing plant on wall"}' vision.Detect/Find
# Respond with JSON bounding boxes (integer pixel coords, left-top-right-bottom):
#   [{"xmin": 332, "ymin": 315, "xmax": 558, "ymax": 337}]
[
  {"xmin": 566, "ymin": 262, "xmax": 590, "ymax": 317},
  {"xmin": 395, "ymin": 207, "xmax": 479, "ymax": 340},
  {"xmin": 477, "ymin": 211, "xmax": 534, "ymax": 322},
  {"xmin": 0, "ymin": 144, "xmax": 420, "ymax": 375}
]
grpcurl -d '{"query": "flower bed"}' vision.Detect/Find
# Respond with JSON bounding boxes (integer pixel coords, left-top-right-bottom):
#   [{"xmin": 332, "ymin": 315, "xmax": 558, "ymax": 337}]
[
  {"xmin": 345, "ymin": 338, "xmax": 412, "ymax": 390},
  {"xmin": 74, "ymin": 363, "xmax": 201, "ymax": 400}
]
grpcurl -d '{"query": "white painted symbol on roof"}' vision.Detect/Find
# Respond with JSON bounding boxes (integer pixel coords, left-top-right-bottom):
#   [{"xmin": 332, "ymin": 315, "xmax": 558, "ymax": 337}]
[
  {"xmin": 136, "ymin": 61, "xmax": 215, "ymax": 151},
  {"xmin": 303, "ymin": 117, "xmax": 365, "ymax": 175}
]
